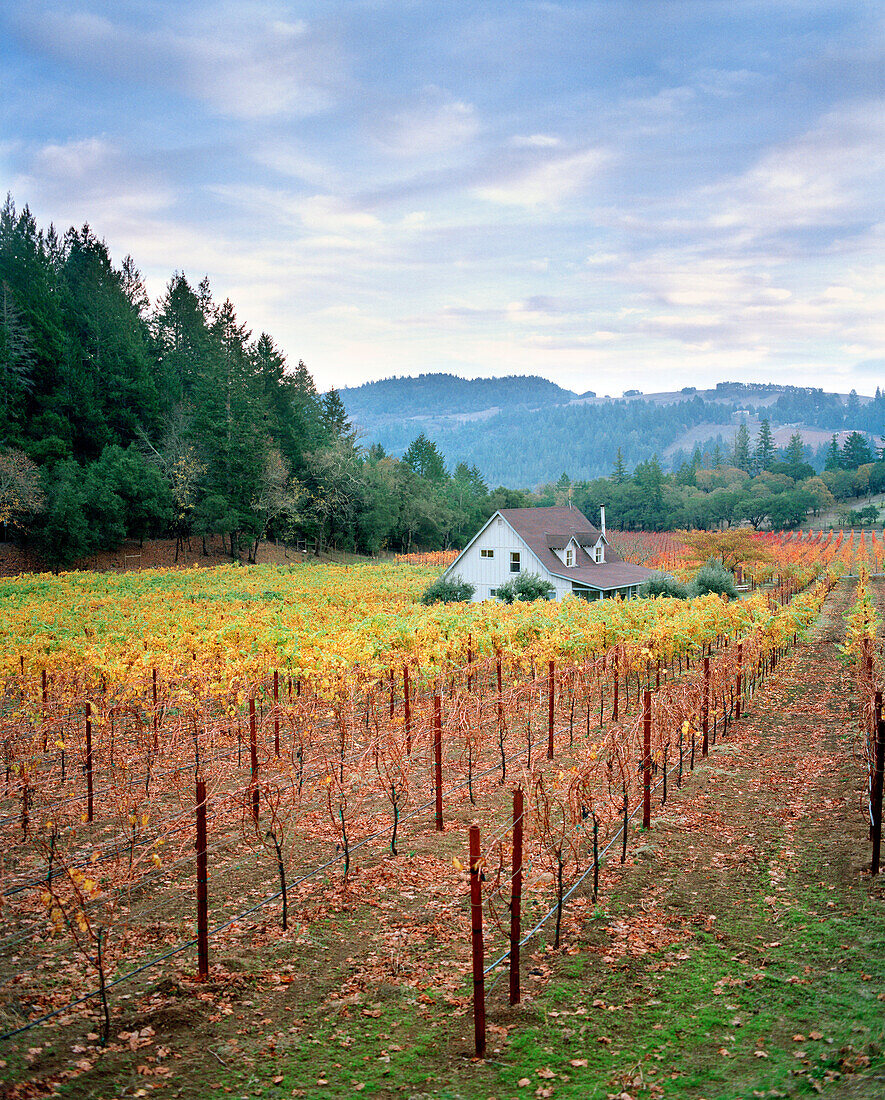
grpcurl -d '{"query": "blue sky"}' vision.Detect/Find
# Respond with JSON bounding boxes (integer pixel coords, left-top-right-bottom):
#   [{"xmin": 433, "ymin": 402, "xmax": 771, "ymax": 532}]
[{"xmin": 1, "ymin": 1, "xmax": 882, "ymax": 395}]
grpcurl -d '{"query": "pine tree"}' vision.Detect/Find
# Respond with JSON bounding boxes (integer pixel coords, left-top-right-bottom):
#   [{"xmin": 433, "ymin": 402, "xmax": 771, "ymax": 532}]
[
  {"xmin": 824, "ymin": 435, "xmax": 842, "ymax": 471},
  {"xmin": 784, "ymin": 432, "xmax": 805, "ymax": 467},
  {"xmin": 321, "ymin": 388, "xmax": 357, "ymax": 447},
  {"xmin": 612, "ymin": 447, "xmax": 627, "ymax": 482},
  {"xmin": 403, "ymin": 433, "xmax": 446, "ymax": 481},
  {"xmin": 153, "ymin": 273, "xmax": 213, "ymax": 406},
  {"xmin": 840, "ymin": 431, "xmax": 873, "ymax": 470},
  {"xmin": 754, "ymin": 418, "xmax": 776, "ymax": 472},
  {"xmin": 733, "ymin": 422, "xmax": 751, "ymax": 472}
]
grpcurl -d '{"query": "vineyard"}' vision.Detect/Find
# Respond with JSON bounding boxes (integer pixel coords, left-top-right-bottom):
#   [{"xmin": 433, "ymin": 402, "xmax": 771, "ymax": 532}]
[{"xmin": 1, "ymin": 534, "xmax": 883, "ymax": 1098}]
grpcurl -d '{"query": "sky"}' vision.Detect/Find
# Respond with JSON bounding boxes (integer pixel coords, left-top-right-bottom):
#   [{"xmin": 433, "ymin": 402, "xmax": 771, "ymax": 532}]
[{"xmin": 1, "ymin": 1, "xmax": 882, "ymax": 396}]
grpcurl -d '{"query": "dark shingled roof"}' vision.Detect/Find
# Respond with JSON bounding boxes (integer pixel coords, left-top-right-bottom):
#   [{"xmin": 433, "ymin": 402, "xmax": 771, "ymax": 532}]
[{"xmin": 498, "ymin": 507, "xmax": 655, "ymax": 591}]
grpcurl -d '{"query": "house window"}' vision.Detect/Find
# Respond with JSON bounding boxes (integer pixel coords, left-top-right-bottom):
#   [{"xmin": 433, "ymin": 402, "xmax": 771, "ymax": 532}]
[
  {"xmin": 510, "ymin": 552, "xmax": 521, "ymax": 573},
  {"xmin": 565, "ymin": 548, "xmax": 574, "ymax": 567},
  {"xmin": 594, "ymin": 545, "xmax": 604, "ymax": 563},
  {"xmin": 480, "ymin": 549, "xmax": 494, "ymax": 558},
  {"xmin": 490, "ymin": 588, "xmax": 499, "ymax": 597}
]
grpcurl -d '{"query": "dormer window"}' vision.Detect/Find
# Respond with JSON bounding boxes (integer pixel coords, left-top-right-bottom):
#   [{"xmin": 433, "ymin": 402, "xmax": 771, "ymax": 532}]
[
  {"xmin": 565, "ymin": 548, "xmax": 574, "ymax": 567},
  {"xmin": 594, "ymin": 544, "xmax": 604, "ymax": 563}
]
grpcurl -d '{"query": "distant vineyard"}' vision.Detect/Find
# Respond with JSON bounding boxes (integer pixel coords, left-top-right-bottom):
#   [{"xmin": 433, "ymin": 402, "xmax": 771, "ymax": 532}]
[{"xmin": 395, "ymin": 550, "xmax": 460, "ymax": 567}]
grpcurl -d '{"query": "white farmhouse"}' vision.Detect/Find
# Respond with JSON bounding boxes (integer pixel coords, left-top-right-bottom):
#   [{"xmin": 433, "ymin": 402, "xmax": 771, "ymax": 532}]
[{"xmin": 444, "ymin": 506, "xmax": 655, "ymax": 602}]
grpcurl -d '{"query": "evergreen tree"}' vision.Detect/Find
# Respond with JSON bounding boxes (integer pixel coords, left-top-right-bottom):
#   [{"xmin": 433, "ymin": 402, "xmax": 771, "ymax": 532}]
[
  {"xmin": 34, "ymin": 461, "xmax": 91, "ymax": 570},
  {"xmin": 612, "ymin": 447, "xmax": 628, "ymax": 482},
  {"xmin": 841, "ymin": 431, "xmax": 873, "ymax": 470},
  {"xmin": 732, "ymin": 422, "xmax": 751, "ymax": 472},
  {"xmin": 784, "ymin": 432, "xmax": 805, "ymax": 467},
  {"xmin": 403, "ymin": 433, "xmax": 447, "ymax": 481},
  {"xmin": 321, "ymin": 388, "xmax": 357, "ymax": 448},
  {"xmin": 0, "ymin": 197, "xmax": 70, "ymax": 453},
  {"xmin": 0, "ymin": 280, "xmax": 35, "ymax": 435},
  {"xmin": 824, "ymin": 435, "xmax": 842, "ymax": 471},
  {"xmin": 754, "ymin": 418, "xmax": 776, "ymax": 472},
  {"xmin": 846, "ymin": 388, "xmax": 861, "ymax": 423},
  {"xmin": 61, "ymin": 225, "xmax": 161, "ymax": 455},
  {"xmin": 197, "ymin": 297, "xmax": 268, "ymax": 558},
  {"xmin": 153, "ymin": 273, "xmax": 213, "ymax": 406}
]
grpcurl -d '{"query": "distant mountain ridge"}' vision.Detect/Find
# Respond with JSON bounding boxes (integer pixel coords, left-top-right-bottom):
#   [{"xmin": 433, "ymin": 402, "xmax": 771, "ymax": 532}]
[
  {"xmin": 340, "ymin": 375, "xmax": 882, "ymax": 489},
  {"xmin": 341, "ymin": 373, "xmax": 582, "ymax": 420}
]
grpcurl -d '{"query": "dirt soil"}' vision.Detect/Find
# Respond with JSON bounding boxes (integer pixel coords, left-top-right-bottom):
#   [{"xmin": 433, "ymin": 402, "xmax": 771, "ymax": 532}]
[
  {"xmin": 0, "ymin": 539, "xmax": 369, "ymax": 577},
  {"xmin": 2, "ymin": 582, "xmax": 883, "ymax": 1100}
]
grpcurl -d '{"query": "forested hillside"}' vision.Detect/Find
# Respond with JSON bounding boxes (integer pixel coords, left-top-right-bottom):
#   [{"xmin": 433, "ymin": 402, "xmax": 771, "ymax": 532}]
[
  {"xmin": 341, "ymin": 373, "xmax": 578, "ymax": 420},
  {"xmin": 343, "ymin": 375, "xmax": 885, "ymax": 486}
]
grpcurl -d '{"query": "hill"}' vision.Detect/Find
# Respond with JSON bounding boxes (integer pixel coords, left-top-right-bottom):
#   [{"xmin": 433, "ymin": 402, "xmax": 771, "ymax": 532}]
[
  {"xmin": 341, "ymin": 377, "xmax": 883, "ymax": 488},
  {"xmin": 340, "ymin": 372, "xmax": 579, "ymax": 421}
]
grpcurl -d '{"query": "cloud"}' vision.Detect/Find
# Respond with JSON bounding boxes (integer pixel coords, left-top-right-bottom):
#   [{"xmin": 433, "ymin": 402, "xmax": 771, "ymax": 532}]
[
  {"xmin": 510, "ymin": 134, "xmax": 561, "ymax": 148},
  {"xmin": 14, "ymin": 137, "xmax": 174, "ymax": 223},
  {"xmin": 10, "ymin": 5, "xmax": 344, "ymax": 119},
  {"xmin": 372, "ymin": 88, "xmax": 480, "ymax": 157},
  {"xmin": 701, "ymin": 99, "xmax": 885, "ymax": 235},
  {"xmin": 475, "ymin": 147, "xmax": 612, "ymax": 206}
]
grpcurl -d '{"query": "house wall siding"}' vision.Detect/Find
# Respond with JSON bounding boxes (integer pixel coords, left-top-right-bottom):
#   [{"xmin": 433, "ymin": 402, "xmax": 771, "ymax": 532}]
[{"xmin": 447, "ymin": 517, "xmax": 554, "ymax": 602}]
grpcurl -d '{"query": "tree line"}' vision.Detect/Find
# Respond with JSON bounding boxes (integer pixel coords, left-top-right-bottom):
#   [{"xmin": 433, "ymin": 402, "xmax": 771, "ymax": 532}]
[
  {"xmin": 543, "ymin": 423, "xmax": 885, "ymax": 532},
  {"xmin": 1, "ymin": 199, "xmax": 549, "ymax": 568}
]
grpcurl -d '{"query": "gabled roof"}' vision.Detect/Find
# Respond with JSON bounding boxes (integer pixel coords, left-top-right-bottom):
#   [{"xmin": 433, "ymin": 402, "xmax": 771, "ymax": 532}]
[
  {"xmin": 498, "ymin": 507, "xmax": 622, "ymax": 580},
  {"xmin": 448, "ymin": 506, "xmax": 655, "ymax": 592}
]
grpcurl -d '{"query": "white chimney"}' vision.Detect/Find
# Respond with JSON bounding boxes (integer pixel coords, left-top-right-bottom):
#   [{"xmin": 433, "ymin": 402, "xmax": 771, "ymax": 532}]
[{"xmin": 600, "ymin": 506, "xmax": 606, "ymax": 537}]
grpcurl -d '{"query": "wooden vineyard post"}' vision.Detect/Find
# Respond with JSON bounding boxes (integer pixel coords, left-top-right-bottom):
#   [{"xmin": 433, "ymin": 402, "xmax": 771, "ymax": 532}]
[
  {"xmin": 85, "ymin": 701, "xmax": 94, "ymax": 823},
  {"xmin": 152, "ymin": 667, "xmax": 159, "ymax": 750},
  {"xmin": 510, "ymin": 788, "xmax": 524, "ymax": 1005},
  {"xmin": 642, "ymin": 690, "xmax": 652, "ymax": 830},
  {"xmin": 249, "ymin": 696, "xmax": 259, "ymax": 822},
  {"xmin": 469, "ymin": 824, "xmax": 486, "ymax": 1058},
  {"xmin": 496, "ymin": 653, "xmax": 504, "ymax": 731},
  {"xmin": 434, "ymin": 695, "xmax": 444, "ymax": 831},
  {"xmin": 41, "ymin": 670, "xmax": 48, "ymax": 751},
  {"xmin": 547, "ymin": 660, "xmax": 555, "ymax": 760},
  {"xmin": 20, "ymin": 762, "xmax": 28, "ymax": 839},
  {"xmin": 195, "ymin": 777, "xmax": 209, "ymax": 979},
  {"xmin": 735, "ymin": 642, "xmax": 743, "ymax": 723},
  {"xmin": 702, "ymin": 656, "xmax": 710, "ymax": 757},
  {"xmin": 621, "ymin": 786, "xmax": 628, "ymax": 863},
  {"xmin": 403, "ymin": 665, "xmax": 411, "ymax": 754},
  {"xmin": 612, "ymin": 652, "xmax": 619, "ymax": 722},
  {"xmin": 389, "ymin": 668, "xmax": 395, "ymax": 719},
  {"xmin": 872, "ymin": 692, "xmax": 884, "ymax": 875},
  {"xmin": 467, "ymin": 634, "xmax": 473, "ymax": 692},
  {"xmin": 273, "ymin": 671, "xmax": 280, "ymax": 757}
]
